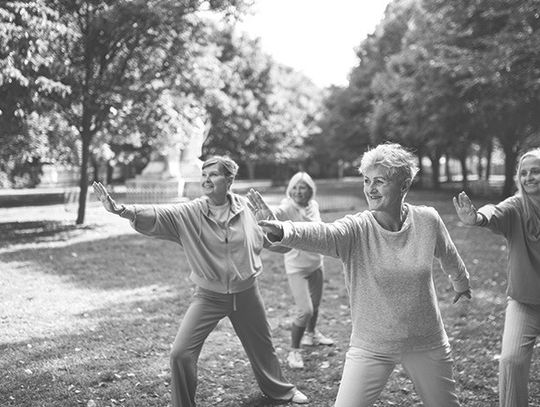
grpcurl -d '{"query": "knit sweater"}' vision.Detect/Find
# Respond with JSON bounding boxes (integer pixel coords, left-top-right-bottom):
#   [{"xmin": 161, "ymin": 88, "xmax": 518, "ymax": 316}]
[
  {"xmin": 276, "ymin": 204, "xmax": 470, "ymax": 353},
  {"xmin": 273, "ymin": 198, "xmax": 324, "ymax": 274},
  {"xmin": 478, "ymin": 196, "xmax": 540, "ymax": 304}
]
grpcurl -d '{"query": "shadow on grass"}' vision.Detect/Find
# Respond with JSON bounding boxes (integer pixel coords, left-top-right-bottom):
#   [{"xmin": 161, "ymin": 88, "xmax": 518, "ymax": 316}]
[
  {"xmin": 1, "ymin": 233, "xmax": 187, "ymax": 290},
  {"xmin": 0, "ymin": 286, "xmax": 342, "ymax": 407},
  {"xmin": 0, "ymin": 220, "xmax": 97, "ymax": 248},
  {"xmin": 1, "ymin": 299, "xmax": 176, "ymax": 407}
]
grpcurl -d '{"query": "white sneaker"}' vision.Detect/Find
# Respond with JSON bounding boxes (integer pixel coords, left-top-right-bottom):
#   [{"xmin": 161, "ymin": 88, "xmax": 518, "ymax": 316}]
[
  {"xmin": 287, "ymin": 349, "xmax": 304, "ymax": 369},
  {"xmin": 301, "ymin": 330, "xmax": 334, "ymax": 346},
  {"xmin": 290, "ymin": 389, "xmax": 309, "ymax": 404}
]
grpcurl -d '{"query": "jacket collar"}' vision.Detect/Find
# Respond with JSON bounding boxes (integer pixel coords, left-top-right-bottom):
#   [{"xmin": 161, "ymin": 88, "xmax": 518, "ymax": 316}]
[{"xmin": 201, "ymin": 192, "xmax": 244, "ymax": 217}]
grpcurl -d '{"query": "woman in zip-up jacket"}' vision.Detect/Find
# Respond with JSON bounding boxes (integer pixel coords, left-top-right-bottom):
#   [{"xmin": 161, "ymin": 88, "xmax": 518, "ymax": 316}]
[
  {"xmin": 93, "ymin": 156, "xmax": 308, "ymax": 407},
  {"xmin": 454, "ymin": 148, "xmax": 540, "ymax": 407}
]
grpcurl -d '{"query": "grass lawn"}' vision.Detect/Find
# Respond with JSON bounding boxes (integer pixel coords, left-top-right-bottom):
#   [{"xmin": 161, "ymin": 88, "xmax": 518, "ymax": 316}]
[{"xmin": 1, "ymin": 187, "xmax": 539, "ymax": 407}]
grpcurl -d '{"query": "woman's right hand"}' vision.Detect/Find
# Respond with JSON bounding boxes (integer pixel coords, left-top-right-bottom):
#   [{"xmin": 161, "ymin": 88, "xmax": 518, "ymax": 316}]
[
  {"xmin": 247, "ymin": 188, "xmax": 276, "ymax": 221},
  {"xmin": 258, "ymin": 220, "xmax": 285, "ymax": 242},
  {"xmin": 92, "ymin": 181, "xmax": 124, "ymax": 214},
  {"xmin": 452, "ymin": 191, "xmax": 480, "ymax": 225}
]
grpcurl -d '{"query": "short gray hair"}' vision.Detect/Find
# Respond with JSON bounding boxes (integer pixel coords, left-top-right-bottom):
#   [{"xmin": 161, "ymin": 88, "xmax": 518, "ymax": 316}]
[
  {"xmin": 359, "ymin": 143, "xmax": 419, "ymax": 182},
  {"xmin": 202, "ymin": 156, "xmax": 239, "ymax": 180}
]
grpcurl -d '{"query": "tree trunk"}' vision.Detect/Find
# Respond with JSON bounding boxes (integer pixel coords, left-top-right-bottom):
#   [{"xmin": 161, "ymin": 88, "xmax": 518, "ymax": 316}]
[
  {"xmin": 429, "ymin": 152, "xmax": 441, "ymax": 189},
  {"xmin": 445, "ymin": 153, "xmax": 451, "ymax": 182},
  {"xmin": 106, "ymin": 162, "xmax": 113, "ymax": 184},
  {"xmin": 91, "ymin": 155, "xmax": 99, "ymax": 183},
  {"xmin": 501, "ymin": 142, "xmax": 519, "ymax": 198},
  {"xmin": 476, "ymin": 148, "xmax": 483, "ymax": 180},
  {"xmin": 485, "ymin": 140, "xmax": 493, "ymax": 181},
  {"xmin": 76, "ymin": 130, "xmax": 92, "ymax": 225},
  {"xmin": 459, "ymin": 154, "xmax": 468, "ymax": 191},
  {"xmin": 245, "ymin": 160, "xmax": 256, "ymax": 179},
  {"xmin": 415, "ymin": 146, "xmax": 424, "ymax": 188}
]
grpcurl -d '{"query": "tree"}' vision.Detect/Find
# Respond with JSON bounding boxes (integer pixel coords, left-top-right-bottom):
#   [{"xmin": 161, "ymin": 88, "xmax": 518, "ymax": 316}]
[
  {"xmin": 419, "ymin": 0, "xmax": 540, "ymax": 196},
  {"xmin": 0, "ymin": 1, "xmax": 72, "ymax": 186},
  {"xmin": 36, "ymin": 0, "xmax": 251, "ymax": 224},
  {"xmin": 314, "ymin": 0, "xmax": 417, "ymax": 177},
  {"xmin": 203, "ymin": 28, "xmax": 323, "ymax": 178}
]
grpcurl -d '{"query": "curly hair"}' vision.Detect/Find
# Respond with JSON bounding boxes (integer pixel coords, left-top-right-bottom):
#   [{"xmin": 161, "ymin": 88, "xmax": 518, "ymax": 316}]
[{"xmin": 359, "ymin": 143, "xmax": 419, "ymax": 183}]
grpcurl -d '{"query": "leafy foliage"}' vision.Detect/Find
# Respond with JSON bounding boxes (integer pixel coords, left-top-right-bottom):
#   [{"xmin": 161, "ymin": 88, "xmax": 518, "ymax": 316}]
[
  {"xmin": 203, "ymin": 28, "xmax": 322, "ymax": 170},
  {"xmin": 322, "ymin": 0, "xmax": 540, "ymax": 194},
  {"xmin": 0, "ymin": 1, "xmax": 72, "ymax": 185}
]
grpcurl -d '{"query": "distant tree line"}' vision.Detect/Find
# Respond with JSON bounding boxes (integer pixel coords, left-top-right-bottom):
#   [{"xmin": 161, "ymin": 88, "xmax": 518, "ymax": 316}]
[{"xmin": 313, "ymin": 0, "xmax": 540, "ymax": 196}]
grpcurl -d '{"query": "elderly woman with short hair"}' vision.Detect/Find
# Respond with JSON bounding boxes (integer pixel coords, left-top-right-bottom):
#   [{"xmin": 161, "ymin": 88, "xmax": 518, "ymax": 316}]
[
  {"xmin": 249, "ymin": 143, "xmax": 471, "ymax": 407},
  {"xmin": 93, "ymin": 155, "xmax": 308, "ymax": 407}
]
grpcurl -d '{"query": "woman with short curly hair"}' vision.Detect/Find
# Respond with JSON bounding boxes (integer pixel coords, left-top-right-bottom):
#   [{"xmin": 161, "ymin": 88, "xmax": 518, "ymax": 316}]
[{"xmin": 250, "ymin": 143, "xmax": 471, "ymax": 407}]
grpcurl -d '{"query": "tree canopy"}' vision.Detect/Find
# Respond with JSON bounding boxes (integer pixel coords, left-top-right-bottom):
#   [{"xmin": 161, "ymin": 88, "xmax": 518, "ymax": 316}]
[{"xmin": 314, "ymin": 0, "xmax": 540, "ymax": 194}]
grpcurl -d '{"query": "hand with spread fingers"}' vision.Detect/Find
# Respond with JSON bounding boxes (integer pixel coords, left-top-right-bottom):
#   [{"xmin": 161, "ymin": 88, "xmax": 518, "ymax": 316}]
[
  {"xmin": 452, "ymin": 191, "xmax": 480, "ymax": 226},
  {"xmin": 247, "ymin": 188, "xmax": 276, "ymax": 222},
  {"xmin": 92, "ymin": 181, "xmax": 124, "ymax": 214}
]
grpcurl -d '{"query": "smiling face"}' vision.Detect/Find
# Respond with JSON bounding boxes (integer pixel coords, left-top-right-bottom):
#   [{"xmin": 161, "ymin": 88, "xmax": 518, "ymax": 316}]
[
  {"xmin": 519, "ymin": 155, "xmax": 540, "ymax": 198},
  {"xmin": 363, "ymin": 165, "xmax": 407, "ymax": 214},
  {"xmin": 201, "ymin": 163, "xmax": 231, "ymax": 204},
  {"xmin": 290, "ymin": 180, "xmax": 313, "ymax": 207}
]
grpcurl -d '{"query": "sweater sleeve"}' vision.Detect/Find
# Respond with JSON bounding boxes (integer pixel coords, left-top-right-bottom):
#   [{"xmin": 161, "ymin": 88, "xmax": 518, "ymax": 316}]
[
  {"xmin": 279, "ymin": 215, "xmax": 356, "ymax": 258},
  {"xmin": 127, "ymin": 204, "xmax": 183, "ymax": 244},
  {"xmin": 434, "ymin": 212, "xmax": 470, "ymax": 293},
  {"xmin": 477, "ymin": 196, "xmax": 518, "ymax": 237}
]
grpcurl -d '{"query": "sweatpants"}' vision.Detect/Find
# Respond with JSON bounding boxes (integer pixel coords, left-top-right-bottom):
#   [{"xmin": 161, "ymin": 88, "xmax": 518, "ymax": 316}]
[
  {"xmin": 499, "ymin": 298, "xmax": 540, "ymax": 407},
  {"xmin": 334, "ymin": 344, "xmax": 460, "ymax": 407},
  {"xmin": 287, "ymin": 267, "xmax": 324, "ymax": 329},
  {"xmin": 169, "ymin": 284, "xmax": 296, "ymax": 407}
]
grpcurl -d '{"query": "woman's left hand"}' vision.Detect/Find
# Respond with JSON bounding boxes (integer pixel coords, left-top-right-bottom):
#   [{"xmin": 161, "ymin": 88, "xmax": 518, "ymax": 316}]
[
  {"xmin": 453, "ymin": 288, "xmax": 472, "ymax": 304},
  {"xmin": 93, "ymin": 181, "xmax": 124, "ymax": 214},
  {"xmin": 247, "ymin": 188, "xmax": 275, "ymax": 221}
]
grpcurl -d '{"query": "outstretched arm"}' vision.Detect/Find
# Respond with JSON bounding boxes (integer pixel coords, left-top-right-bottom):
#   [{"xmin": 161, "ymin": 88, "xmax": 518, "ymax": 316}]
[
  {"xmin": 92, "ymin": 181, "xmax": 125, "ymax": 215},
  {"xmin": 452, "ymin": 191, "xmax": 485, "ymax": 226},
  {"xmin": 258, "ymin": 219, "xmax": 285, "ymax": 242}
]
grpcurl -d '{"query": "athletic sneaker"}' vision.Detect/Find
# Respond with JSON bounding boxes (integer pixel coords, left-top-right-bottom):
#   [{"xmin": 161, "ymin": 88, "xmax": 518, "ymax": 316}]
[
  {"xmin": 301, "ymin": 330, "xmax": 334, "ymax": 346},
  {"xmin": 287, "ymin": 349, "xmax": 304, "ymax": 369},
  {"xmin": 290, "ymin": 389, "xmax": 309, "ymax": 404}
]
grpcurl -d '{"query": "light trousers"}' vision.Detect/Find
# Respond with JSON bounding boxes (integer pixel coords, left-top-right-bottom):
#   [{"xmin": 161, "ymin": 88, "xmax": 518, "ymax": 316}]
[
  {"xmin": 287, "ymin": 267, "xmax": 324, "ymax": 330},
  {"xmin": 334, "ymin": 344, "xmax": 460, "ymax": 407},
  {"xmin": 169, "ymin": 284, "xmax": 296, "ymax": 407},
  {"xmin": 499, "ymin": 298, "xmax": 540, "ymax": 407}
]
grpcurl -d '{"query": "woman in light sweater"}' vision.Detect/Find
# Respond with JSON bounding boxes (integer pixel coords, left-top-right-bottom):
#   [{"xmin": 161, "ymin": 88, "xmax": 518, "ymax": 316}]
[
  {"xmin": 92, "ymin": 156, "xmax": 308, "ymax": 407},
  {"xmin": 249, "ymin": 143, "xmax": 471, "ymax": 407},
  {"xmin": 273, "ymin": 172, "xmax": 334, "ymax": 370},
  {"xmin": 453, "ymin": 147, "xmax": 540, "ymax": 407}
]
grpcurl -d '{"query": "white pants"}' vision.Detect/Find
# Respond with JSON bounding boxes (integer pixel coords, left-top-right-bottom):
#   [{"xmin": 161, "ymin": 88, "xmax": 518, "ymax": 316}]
[
  {"xmin": 334, "ymin": 344, "xmax": 460, "ymax": 407},
  {"xmin": 499, "ymin": 298, "xmax": 540, "ymax": 407}
]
